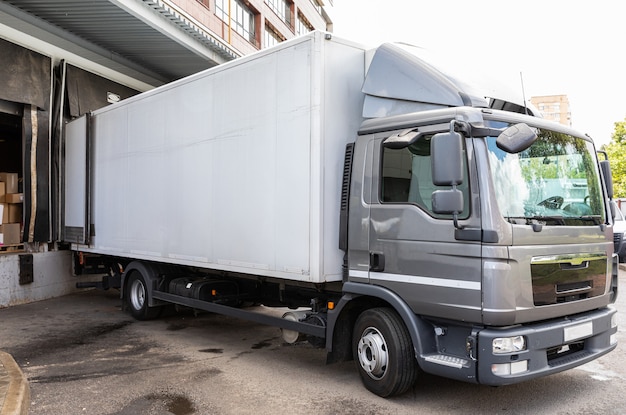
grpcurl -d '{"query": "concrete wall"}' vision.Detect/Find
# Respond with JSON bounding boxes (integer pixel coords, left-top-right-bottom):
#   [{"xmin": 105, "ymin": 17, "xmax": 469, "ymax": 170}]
[{"xmin": 0, "ymin": 250, "xmax": 78, "ymax": 308}]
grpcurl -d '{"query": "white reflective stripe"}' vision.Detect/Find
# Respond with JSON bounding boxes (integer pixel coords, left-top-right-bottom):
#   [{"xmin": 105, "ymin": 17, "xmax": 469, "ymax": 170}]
[
  {"xmin": 350, "ymin": 270, "xmax": 481, "ymax": 290},
  {"xmin": 351, "ymin": 270, "xmax": 369, "ymax": 279}
]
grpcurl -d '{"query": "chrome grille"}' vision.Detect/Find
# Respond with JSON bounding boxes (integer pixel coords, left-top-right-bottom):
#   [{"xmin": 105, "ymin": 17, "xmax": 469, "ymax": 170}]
[{"xmin": 531, "ymin": 253, "xmax": 607, "ymax": 306}]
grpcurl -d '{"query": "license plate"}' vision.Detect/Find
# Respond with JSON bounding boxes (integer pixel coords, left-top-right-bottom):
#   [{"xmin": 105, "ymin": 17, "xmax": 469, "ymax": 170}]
[{"xmin": 564, "ymin": 321, "xmax": 593, "ymax": 342}]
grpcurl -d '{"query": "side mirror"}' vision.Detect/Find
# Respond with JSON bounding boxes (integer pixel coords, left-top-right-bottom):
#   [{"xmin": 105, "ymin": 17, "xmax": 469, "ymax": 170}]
[
  {"xmin": 600, "ymin": 159, "xmax": 614, "ymax": 200},
  {"xmin": 432, "ymin": 189, "xmax": 464, "ymax": 214},
  {"xmin": 383, "ymin": 128, "xmax": 423, "ymax": 149},
  {"xmin": 431, "ymin": 131, "xmax": 464, "ymax": 229},
  {"xmin": 431, "ymin": 131, "xmax": 463, "ymax": 186},
  {"xmin": 610, "ymin": 200, "xmax": 617, "ymax": 219},
  {"xmin": 496, "ymin": 123, "xmax": 537, "ymax": 153}
]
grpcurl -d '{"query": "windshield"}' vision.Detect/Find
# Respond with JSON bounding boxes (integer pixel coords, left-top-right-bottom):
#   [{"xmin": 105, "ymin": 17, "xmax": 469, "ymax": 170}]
[{"xmin": 487, "ymin": 128, "xmax": 605, "ymax": 226}]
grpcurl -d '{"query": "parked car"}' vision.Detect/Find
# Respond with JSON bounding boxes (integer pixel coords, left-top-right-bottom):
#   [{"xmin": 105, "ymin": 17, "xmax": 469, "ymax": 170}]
[{"xmin": 613, "ymin": 201, "xmax": 626, "ymax": 263}]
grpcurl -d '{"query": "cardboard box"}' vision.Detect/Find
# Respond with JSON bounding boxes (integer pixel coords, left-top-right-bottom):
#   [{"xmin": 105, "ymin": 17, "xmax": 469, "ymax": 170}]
[
  {"xmin": 0, "ymin": 173, "xmax": 18, "ymax": 194},
  {"xmin": 0, "ymin": 182, "xmax": 5, "ymax": 203},
  {"xmin": 8, "ymin": 204, "xmax": 21, "ymax": 224},
  {"xmin": 0, "ymin": 223, "xmax": 20, "ymax": 245},
  {"xmin": 5, "ymin": 193, "xmax": 23, "ymax": 203},
  {"xmin": 1, "ymin": 203, "xmax": 22, "ymax": 224}
]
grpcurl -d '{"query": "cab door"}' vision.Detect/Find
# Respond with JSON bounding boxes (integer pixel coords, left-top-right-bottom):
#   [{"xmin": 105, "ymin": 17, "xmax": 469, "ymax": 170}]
[{"xmin": 367, "ymin": 131, "xmax": 483, "ymax": 322}]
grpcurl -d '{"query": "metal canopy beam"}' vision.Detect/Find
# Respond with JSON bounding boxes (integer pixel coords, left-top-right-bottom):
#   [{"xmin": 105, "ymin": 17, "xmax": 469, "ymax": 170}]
[{"xmin": 0, "ymin": 0, "xmax": 238, "ymax": 87}]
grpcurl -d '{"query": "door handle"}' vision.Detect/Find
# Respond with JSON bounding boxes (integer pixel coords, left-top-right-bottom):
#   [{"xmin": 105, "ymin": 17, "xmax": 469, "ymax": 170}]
[{"xmin": 369, "ymin": 252, "xmax": 385, "ymax": 272}]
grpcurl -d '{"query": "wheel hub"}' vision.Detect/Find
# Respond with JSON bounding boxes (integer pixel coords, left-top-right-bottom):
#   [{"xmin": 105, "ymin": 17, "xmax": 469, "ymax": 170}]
[
  {"xmin": 130, "ymin": 279, "xmax": 146, "ymax": 310},
  {"xmin": 357, "ymin": 327, "xmax": 388, "ymax": 380}
]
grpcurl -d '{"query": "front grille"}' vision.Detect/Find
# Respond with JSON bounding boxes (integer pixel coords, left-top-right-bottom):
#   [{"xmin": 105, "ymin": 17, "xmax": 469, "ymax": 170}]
[
  {"xmin": 547, "ymin": 341, "xmax": 584, "ymax": 361},
  {"xmin": 531, "ymin": 253, "xmax": 607, "ymax": 306},
  {"xmin": 547, "ymin": 342, "xmax": 590, "ymax": 367}
]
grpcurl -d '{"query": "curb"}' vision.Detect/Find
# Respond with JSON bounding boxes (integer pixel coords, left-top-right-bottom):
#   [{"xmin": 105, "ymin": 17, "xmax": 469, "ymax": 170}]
[{"xmin": 0, "ymin": 351, "xmax": 29, "ymax": 415}]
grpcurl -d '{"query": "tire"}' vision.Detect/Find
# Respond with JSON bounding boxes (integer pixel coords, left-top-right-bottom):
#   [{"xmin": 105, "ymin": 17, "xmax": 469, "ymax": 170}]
[
  {"xmin": 353, "ymin": 307, "xmax": 418, "ymax": 397},
  {"xmin": 126, "ymin": 270, "xmax": 162, "ymax": 320}
]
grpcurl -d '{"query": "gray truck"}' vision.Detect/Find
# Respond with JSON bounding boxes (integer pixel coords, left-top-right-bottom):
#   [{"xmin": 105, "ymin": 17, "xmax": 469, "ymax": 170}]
[{"xmin": 64, "ymin": 31, "xmax": 618, "ymax": 397}]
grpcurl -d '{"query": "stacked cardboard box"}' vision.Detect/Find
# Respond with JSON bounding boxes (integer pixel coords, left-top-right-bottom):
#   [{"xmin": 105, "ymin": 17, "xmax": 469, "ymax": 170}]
[{"xmin": 0, "ymin": 172, "xmax": 22, "ymax": 246}]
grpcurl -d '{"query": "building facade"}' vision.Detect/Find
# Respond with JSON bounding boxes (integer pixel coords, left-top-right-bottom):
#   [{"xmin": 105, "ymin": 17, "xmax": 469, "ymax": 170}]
[
  {"xmin": 0, "ymin": 0, "xmax": 331, "ymax": 306},
  {"xmin": 174, "ymin": 0, "xmax": 332, "ymax": 56},
  {"xmin": 530, "ymin": 94, "xmax": 572, "ymax": 127}
]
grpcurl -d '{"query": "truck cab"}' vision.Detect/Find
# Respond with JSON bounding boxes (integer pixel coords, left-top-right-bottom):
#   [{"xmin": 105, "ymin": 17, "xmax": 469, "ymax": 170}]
[{"xmin": 338, "ymin": 105, "xmax": 617, "ymax": 392}]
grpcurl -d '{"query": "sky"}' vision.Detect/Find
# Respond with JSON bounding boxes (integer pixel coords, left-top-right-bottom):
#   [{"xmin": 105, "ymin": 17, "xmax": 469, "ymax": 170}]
[{"xmin": 329, "ymin": 1, "xmax": 625, "ymax": 147}]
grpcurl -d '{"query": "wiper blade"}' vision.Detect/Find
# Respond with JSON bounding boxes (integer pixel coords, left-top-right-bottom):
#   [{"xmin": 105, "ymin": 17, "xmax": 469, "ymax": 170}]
[
  {"xmin": 576, "ymin": 215, "xmax": 603, "ymax": 225},
  {"xmin": 503, "ymin": 216, "xmax": 527, "ymax": 224},
  {"xmin": 526, "ymin": 216, "xmax": 566, "ymax": 225},
  {"xmin": 504, "ymin": 215, "xmax": 602, "ymax": 226}
]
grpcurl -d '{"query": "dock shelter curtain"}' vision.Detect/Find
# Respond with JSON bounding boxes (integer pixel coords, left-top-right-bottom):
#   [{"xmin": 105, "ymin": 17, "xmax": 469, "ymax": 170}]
[
  {"xmin": 65, "ymin": 64, "xmax": 139, "ymax": 117},
  {"xmin": 0, "ymin": 38, "xmax": 51, "ymax": 111},
  {"xmin": 0, "ymin": 38, "xmax": 51, "ymax": 243}
]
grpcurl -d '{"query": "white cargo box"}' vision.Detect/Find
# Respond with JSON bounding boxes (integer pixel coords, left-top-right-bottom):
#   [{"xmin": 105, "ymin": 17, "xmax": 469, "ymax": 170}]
[{"xmin": 64, "ymin": 32, "xmax": 367, "ymax": 283}]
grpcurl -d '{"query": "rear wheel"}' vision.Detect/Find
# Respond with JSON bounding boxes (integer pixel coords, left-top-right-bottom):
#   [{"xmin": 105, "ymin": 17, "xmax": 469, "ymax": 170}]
[
  {"xmin": 353, "ymin": 307, "xmax": 418, "ymax": 397},
  {"xmin": 126, "ymin": 271, "xmax": 162, "ymax": 320}
]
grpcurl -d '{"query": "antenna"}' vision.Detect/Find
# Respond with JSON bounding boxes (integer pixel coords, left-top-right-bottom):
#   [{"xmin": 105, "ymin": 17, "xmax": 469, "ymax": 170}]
[{"xmin": 520, "ymin": 71, "xmax": 529, "ymax": 115}]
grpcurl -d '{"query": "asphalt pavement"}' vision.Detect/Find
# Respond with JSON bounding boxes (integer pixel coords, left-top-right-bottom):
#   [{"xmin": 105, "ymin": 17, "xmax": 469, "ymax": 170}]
[{"xmin": 1, "ymin": 269, "xmax": 626, "ymax": 414}]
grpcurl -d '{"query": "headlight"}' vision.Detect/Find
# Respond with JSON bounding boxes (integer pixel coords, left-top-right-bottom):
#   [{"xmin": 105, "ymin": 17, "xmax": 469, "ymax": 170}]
[{"xmin": 493, "ymin": 336, "xmax": 526, "ymax": 354}]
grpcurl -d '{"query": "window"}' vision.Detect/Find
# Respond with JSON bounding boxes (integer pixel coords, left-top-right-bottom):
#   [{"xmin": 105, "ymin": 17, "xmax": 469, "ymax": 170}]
[
  {"xmin": 264, "ymin": 24, "xmax": 284, "ymax": 48},
  {"xmin": 310, "ymin": 0, "xmax": 323, "ymax": 15},
  {"xmin": 296, "ymin": 12, "xmax": 314, "ymax": 36},
  {"xmin": 216, "ymin": 0, "xmax": 256, "ymax": 43},
  {"xmin": 266, "ymin": 0, "xmax": 292, "ymax": 26},
  {"xmin": 381, "ymin": 135, "xmax": 470, "ymax": 218}
]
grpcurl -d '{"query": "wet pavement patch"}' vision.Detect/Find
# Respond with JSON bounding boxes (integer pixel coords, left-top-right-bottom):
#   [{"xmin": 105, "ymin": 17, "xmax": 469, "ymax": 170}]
[
  {"xmin": 74, "ymin": 321, "xmax": 133, "ymax": 345},
  {"xmin": 251, "ymin": 337, "xmax": 278, "ymax": 349},
  {"xmin": 111, "ymin": 393, "xmax": 196, "ymax": 415},
  {"xmin": 167, "ymin": 323, "xmax": 188, "ymax": 331},
  {"xmin": 198, "ymin": 348, "xmax": 223, "ymax": 353},
  {"xmin": 157, "ymin": 394, "xmax": 195, "ymax": 415},
  {"xmin": 29, "ymin": 371, "xmax": 112, "ymax": 384},
  {"xmin": 8, "ymin": 321, "xmax": 133, "ymax": 363}
]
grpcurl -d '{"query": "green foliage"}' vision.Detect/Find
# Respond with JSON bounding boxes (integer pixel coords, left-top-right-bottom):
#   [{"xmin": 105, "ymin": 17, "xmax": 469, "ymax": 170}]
[
  {"xmin": 605, "ymin": 140, "xmax": 626, "ymax": 198},
  {"xmin": 612, "ymin": 119, "xmax": 626, "ymax": 144},
  {"xmin": 604, "ymin": 118, "xmax": 626, "ymax": 198}
]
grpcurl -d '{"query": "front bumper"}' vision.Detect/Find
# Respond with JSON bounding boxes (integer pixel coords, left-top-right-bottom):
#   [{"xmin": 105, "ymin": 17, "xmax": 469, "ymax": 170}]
[{"xmin": 476, "ymin": 307, "xmax": 617, "ymax": 385}]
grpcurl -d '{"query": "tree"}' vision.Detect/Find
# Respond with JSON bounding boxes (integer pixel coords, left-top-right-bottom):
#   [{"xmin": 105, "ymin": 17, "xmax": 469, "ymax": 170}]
[
  {"xmin": 612, "ymin": 118, "xmax": 626, "ymax": 144},
  {"xmin": 604, "ymin": 117, "xmax": 626, "ymax": 198}
]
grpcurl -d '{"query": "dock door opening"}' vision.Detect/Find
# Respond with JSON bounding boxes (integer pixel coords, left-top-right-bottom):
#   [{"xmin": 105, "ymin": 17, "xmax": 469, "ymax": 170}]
[{"xmin": 0, "ymin": 102, "xmax": 24, "ymax": 249}]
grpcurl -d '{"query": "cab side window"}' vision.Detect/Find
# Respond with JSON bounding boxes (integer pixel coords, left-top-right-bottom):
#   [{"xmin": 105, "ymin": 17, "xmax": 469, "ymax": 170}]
[{"xmin": 381, "ymin": 137, "xmax": 470, "ymax": 218}]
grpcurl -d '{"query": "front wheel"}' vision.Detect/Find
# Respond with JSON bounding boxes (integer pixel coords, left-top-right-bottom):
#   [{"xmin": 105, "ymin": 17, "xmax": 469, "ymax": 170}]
[
  {"xmin": 353, "ymin": 307, "xmax": 418, "ymax": 397},
  {"xmin": 126, "ymin": 271, "xmax": 162, "ymax": 320}
]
